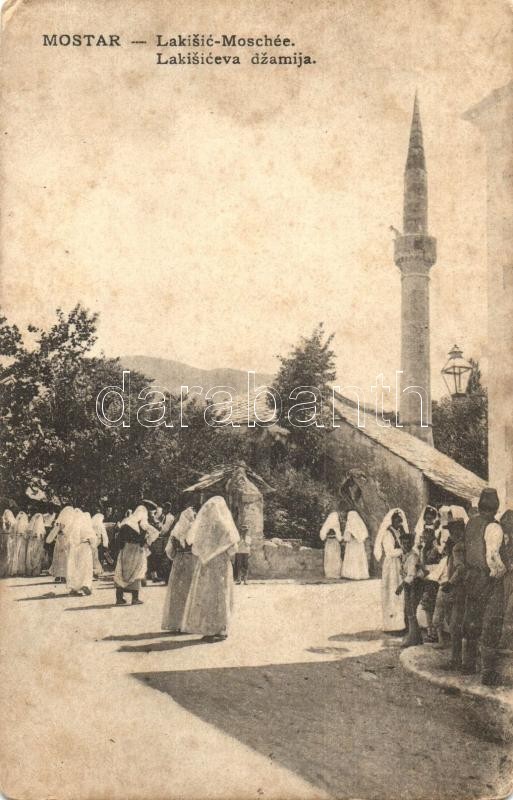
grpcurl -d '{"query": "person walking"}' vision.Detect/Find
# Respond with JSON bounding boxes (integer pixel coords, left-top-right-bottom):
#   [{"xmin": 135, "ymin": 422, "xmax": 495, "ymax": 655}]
[
  {"xmin": 181, "ymin": 496, "xmax": 239, "ymax": 642},
  {"xmin": 114, "ymin": 503, "xmax": 159, "ymax": 605}
]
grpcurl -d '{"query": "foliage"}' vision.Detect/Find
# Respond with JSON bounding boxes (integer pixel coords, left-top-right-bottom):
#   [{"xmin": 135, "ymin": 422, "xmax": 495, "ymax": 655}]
[
  {"xmin": 0, "ymin": 307, "xmax": 338, "ymax": 543},
  {"xmin": 0, "ymin": 305, "xmax": 252, "ymax": 515},
  {"xmin": 263, "ymin": 465, "xmax": 337, "ymax": 547},
  {"xmin": 432, "ymin": 359, "xmax": 488, "ymax": 479},
  {"xmin": 271, "ymin": 323, "xmax": 336, "ymax": 478}
]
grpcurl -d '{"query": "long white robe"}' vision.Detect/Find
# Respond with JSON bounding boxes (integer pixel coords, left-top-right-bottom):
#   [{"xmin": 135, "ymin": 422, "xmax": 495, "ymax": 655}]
[
  {"xmin": 320, "ymin": 511, "xmax": 343, "ymax": 579},
  {"xmin": 341, "ymin": 510, "xmax": 369, "ymax": 580},
  {"xmin": 181, "ymin": 497, "xmax": 239, "ymax": 636},
  {"xmin": 67, "ymin": 512, "xmax": 95, "ymax": 593},
  {"xmin": 25, "ymin": 514, "xmax": 46, "ymax": 577},
  {"xmin": 0, "ymin": 510, "xmax": 17, "ymax": 577},
  {"xmin": 380, "ymin": 529, "xmax": 405, "ymax": 631},
  {"xmin": 12, "ymin": 513, "xmax": 29, "ymax": 576}
]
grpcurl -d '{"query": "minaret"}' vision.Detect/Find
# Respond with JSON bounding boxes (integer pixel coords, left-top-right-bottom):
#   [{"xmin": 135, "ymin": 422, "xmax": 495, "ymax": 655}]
[{"xmin": 394, "ymin": 93, "xmax": 437, "ymax": 445}]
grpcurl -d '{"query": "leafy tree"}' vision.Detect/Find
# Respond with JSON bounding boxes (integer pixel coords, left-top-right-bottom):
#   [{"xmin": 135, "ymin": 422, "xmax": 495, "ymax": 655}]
[
  {"xmin": 0, "ymin": 305, "xmax": 251, "ymax": 514},
  {"xmin": 432, "ymin": 359, "xmax": 488, "ymax": 479},
  {"xmin": 271, "ymin": 323, "xmax": 336, "ymax": 478}
]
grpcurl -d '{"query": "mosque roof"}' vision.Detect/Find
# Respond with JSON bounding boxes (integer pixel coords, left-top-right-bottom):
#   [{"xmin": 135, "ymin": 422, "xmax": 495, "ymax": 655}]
[{"xmin": 211, "ymin": 390, "xmax": 486, "ymax": 503}]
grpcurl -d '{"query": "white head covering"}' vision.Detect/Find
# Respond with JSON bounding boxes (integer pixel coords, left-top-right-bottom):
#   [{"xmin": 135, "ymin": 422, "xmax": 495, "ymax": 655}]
[
  {"xmin": 447, "ymin": 505, "xmax": 469, "ymax": 524},
  {"xmin": 79, "ymin": 511, "xmax": 97, "ymax": 543},
  {"xmin": 92, "ymin": 513, "xmax": 109, "ymax": 547},
  {"xmin": 414, "ymin": 505, "xmax": 440, "ymax": 537},
  {"xmin": 187, "ymin": 496, "xmax": 240, "ymax": 565},
  {"xmin": 14, "ymin": 511, "xmax": 29, "ymax": 535},
  {"xmin": 56, "ymin": 506, "xmax": 75, "ymax": 527},
  {"xmin": 414, "ymin": 505, "xmax": 440, "ymax": 548},
  {"xmin": 2, "ymin": 509, "xmax": 16, "ymax": 531},
  {"xmin": 438, "ymin": 505, "xmax": 452, "ymax": 528},
  {"xmin": 29, "ymin": 513, "xmax": 46, "ymax": 538},
  {"xmin": 320, "ymin": 511, "xmax": 342, "ymax": 542},
  {"xmin": 172, "ymin": 507, "xmax": 196, "ymax": 547},
  {"xmin": 343, "ymin": 510, "xmax": 369, "ymax": 543},
  {"xmin": 374, "ymin": 508, "xmax": 408, "ymax": 562},
  {"xmin": 67, "ymin": 509, "xmax": 83, "ymax": 548},
  {"xmin": 122, "ymin": 505, "xmax": 148, "ymax": 533}
]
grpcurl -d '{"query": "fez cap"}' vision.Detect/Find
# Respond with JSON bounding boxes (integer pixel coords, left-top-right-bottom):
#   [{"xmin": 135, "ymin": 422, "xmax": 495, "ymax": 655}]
[{"xmin": 478, "ymin": 488, "xmax": 500, "ymax": 514}]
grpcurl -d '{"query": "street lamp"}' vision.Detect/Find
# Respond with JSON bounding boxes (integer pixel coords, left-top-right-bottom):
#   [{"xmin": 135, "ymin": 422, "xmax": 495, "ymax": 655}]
[{"xmin": 441, "ymin": 345, "xmax": 473, "ymax": 398}]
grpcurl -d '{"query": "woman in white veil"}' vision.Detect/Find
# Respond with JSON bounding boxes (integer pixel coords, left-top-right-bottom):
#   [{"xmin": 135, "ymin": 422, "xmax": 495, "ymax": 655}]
[
  {"xmin": 26, "ymin": 513, "xmax": 46, "ymax": 577},
  {"xmin": 48, "ymin": 506, "xmax": 74, "ymax": 583},
  {"xmin": 341, "ymin": 510, "xmax": 369, "ymax": 580},
  {"xmin": 67, "ymin": 511, "xmax": 96, "ymax": 596},
  {"xmin": 319, "ymin": 511, "xmax": 343, "ymax": 579},
  {"xmin": 182, "ymin": 496, "xmax": 240, "ymax": 642},
  {"xmin": 12, "ymin": 511, "xmax": 30, "ymax": 576},
  {"xmin": 374, "ymin": 508, "xmax": 408, "ymax": 633},
  {"xmin": 161, "ymin": 505, "xmax": 197, "ymax": 633},
  {"xmin": 0, "ymin": 509, "xmax": 17, "ymax": 577},
  {"xmin": 91, "ymin": 513, "xmax": 109, "ymax": 578}
]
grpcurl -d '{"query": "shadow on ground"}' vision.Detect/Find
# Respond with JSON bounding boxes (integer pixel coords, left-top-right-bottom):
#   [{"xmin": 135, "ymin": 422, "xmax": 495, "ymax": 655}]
[
  {"xmin": 64, "ymin": 603, "xmax": 122, "ymax": 611},
  {"xmin": 329, "ymin": 629, "xmax": 386, "ymax": 642},
  {"xmin": 133, "ymin": 649, "xmax": 511, "ymax": 800},
  {"xmin": 119, "ymin": 638, "xmax": 206, "ymax": 654},
  {"xmin": 104, "ymin": 631, "xmax": 173, "ymax": 642},
  {"xmin": 16, "ymin": 592, "xmax": 70, "ymax": 602}
]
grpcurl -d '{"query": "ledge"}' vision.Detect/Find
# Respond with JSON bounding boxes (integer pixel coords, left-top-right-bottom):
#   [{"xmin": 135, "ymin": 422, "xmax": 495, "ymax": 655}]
[{"xmin": 400, "ymin": 645, "xmax": 513, "ymax": 743}]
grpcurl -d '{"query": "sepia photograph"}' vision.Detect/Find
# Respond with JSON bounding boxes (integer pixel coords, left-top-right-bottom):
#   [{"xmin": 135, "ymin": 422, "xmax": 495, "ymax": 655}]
[{"xmin": 0, "ymin": 1, "xmax": 512, "ymax": 798}]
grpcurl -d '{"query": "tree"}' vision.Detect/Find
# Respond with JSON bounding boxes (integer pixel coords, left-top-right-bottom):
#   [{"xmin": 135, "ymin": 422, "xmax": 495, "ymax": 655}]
[
  {"xmin": 432, "ymin": 359, "xmax": 488, "ymax": 479},
  {"xmin": 271, "ymin": 323, "xmax": 336, "ymax": 478},
  {"xmin": 0, "ymin": 305, "xmax": 251, "ymax": 513}
]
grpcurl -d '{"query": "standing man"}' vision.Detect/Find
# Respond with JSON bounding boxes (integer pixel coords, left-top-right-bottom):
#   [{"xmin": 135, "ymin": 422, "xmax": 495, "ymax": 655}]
[{"xmin": 462, "ymin": 487, "xmax": 505, "ymax": 675}]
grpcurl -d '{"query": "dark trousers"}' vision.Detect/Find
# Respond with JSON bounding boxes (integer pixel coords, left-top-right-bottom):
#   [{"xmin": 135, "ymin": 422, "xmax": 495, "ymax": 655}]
[
  {"xmin": 234, "ymin": 553, "xmax": 249, "ymax": 582},
  {"xmin": 449, "ymin": 584, "xmax": 466, "ymax": 667},
  {"xmin": 480, "ymin": 578, "xmax": 505, "ymax": 679},
  {"xmin": 116, "ymin": 586, "xmax": 139, "ymax": 602},
  {"xmin": 148, "ymin": 551, "xmax": 169, "ymax": 581},
  {"xmin": 462, "ymin": 568, "xmax": 493, "ymax": 669},
  {"xmin": 403, "ymin": 579, "xmax": 424, "ymax": 646}
]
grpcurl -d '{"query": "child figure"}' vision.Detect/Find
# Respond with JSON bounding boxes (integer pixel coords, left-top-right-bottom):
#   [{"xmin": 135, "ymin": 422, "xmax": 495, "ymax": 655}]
[
  {"xmin": 234, "ymin": 524, "xmax": 251, "ymax": 585},
  {"xmin": 417, "ymin": 506, "xmax": 444, "ymax": 642},
  {"xmin": 396, "ymin": 531, "xmax": 426, "ymax": 648}
]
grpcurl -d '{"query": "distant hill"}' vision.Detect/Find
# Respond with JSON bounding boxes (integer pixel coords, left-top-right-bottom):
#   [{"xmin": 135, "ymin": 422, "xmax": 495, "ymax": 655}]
[{"xmin": 121, "ymin": 355, "xmax": 274, "ymax": 396}]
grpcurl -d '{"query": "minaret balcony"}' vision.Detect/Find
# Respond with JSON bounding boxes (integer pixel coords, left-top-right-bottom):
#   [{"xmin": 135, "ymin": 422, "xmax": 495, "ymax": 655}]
[{"xmin": 394, "ymin": 234, "xmax": 437, "ymax": 270}]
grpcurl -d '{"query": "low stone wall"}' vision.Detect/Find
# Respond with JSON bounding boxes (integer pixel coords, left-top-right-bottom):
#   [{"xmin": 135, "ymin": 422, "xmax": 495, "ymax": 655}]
[
  {"xmin": 400, "ymin": 645, "xmax": 513, "ymax": 744},
  {"xmin": 250, "ymin": 538, "xmax": 324, "ymax": 579}
]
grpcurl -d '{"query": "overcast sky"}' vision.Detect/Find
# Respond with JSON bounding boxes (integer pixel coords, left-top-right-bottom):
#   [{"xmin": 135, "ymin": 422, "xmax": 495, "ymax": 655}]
[{"xmin": 1, "ymin": 0, "xmax": 511, "ymax": 398}]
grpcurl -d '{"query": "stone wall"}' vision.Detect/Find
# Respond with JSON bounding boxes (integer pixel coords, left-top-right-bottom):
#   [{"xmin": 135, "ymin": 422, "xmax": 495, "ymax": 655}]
[
  {"xmin": 251, "ymin": 538, "xmax": 324, "ymax": 580},
  {"xmin": 326, "ymin": 419, "xmax": 429, "ymax": 574}
]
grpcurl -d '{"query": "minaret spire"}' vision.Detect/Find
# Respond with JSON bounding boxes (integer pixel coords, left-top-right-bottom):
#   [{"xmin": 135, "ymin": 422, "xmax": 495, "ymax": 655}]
[
  {"xmin": 406, "ymin": 92, "xmax": 426, "ymax": 170},
  {"xmin": 394, "ymin": 92, "xmax": 437, "ymax": 445},
  {"xmin": 403, "ymin": 93, "xmax": 428, "ymax": 233}
]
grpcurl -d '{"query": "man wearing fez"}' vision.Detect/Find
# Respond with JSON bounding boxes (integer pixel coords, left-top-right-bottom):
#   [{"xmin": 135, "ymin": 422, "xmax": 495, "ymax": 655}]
[{"xmin": 462, "ymin": 487, "xmax": 505, "ymax": 675}]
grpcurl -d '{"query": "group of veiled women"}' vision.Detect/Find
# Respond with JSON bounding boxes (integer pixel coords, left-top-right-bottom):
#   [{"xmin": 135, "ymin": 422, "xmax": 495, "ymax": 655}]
[
  {"xmin": 373, "ymin": 488, "xmax": 513, "ymax": 686},
  {"xmin": 0, "ymin": 510, "xmax": 54, "ymax": 578},
  {"xmin": 0, "ymin": 507, "xmax": 109, "ymax": 592},
  {"xmin": 1, "ymin": 495, "xmax": 242, "ymax": 643},
  {"xmin": 101, "ymin": 495, "xmax": 241, "ymax": 641}
]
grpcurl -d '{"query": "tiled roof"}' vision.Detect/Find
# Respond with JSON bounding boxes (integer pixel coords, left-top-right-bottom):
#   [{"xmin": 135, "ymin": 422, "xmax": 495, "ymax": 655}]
[
  {"xmin": 331, "ymin": 391, "xmax": 486, "ymax": 502},
  {"xmin": 182, "ymin": 462, "xmax": 274, "ymax": 495},
  {"xmin": 213, "ymin": 389, "xmax": 486, "ymax": 502}
]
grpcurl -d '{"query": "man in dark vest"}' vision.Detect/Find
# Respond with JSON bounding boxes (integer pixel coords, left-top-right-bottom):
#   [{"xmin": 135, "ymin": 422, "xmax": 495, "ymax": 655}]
[
  {"xmin": 462, "ymin": 487, "xmax": 505, "ymax": 675},
  {"xmin": 480, "ymin": 509, "xmax": 513, "ymax": 685}
]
